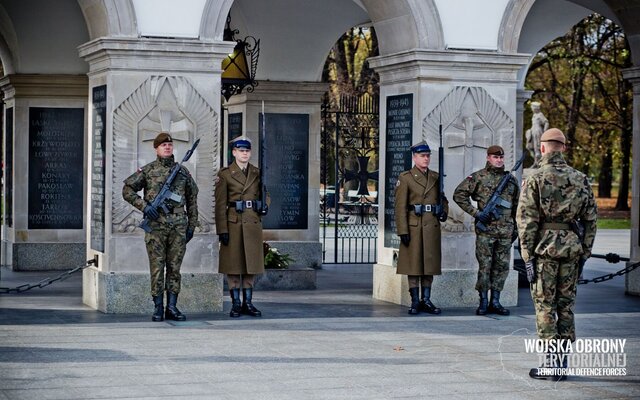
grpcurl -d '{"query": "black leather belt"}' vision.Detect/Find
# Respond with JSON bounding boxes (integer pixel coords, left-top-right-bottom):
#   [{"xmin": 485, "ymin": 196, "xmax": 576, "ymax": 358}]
[
  {"xmin": 409, "ymin": 204, "xmax": 437, "ymax": 215},
  {"xmin": 229, "ymin": 200, "xmax": 260, "ymax": 211}
]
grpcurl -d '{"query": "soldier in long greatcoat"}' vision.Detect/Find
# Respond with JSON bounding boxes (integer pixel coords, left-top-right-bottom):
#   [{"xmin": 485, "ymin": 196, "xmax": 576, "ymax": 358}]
[
  {"xmin": 394, "ymin": 141, "xmax": 449, "ymax": 315},
  {"xmin": 215, "ymin": 137, "xmax": 267, "ymax": 317}
]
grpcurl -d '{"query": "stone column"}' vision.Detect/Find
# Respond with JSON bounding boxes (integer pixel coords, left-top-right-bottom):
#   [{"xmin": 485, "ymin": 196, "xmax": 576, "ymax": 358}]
[
  {"xmin": 223, "ymin": 81, "xmax": 327, "ymax": 270},
  {"xmin": 78, "ymin": 38, "xmax": 235, "ymax": 313},
  {"xmin": 369, "ymin": 49, "xmax": 529, "ymax": 308},
  {"xmin": 622, "ymin": 67, "xmax": 640, "ymax": 296},
  {"xmin": 0, "ymin": 75, "xmax": 88, "ymax": 270}
]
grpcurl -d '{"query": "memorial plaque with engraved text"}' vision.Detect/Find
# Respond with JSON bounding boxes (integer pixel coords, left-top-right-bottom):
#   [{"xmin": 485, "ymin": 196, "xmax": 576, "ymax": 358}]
[
  {"xmin": 28, "ymin": 107, "xmax": 84, "ymax": 229},
  {"xmin": 5, "ymin": 107, "xmax": 13, "ymax": 227},
  {"xmin": 227, "ymin": 112, "xmax": 242, "ymax": 165},
  {"xmin": 384, "ymin": 94, "xmax": 413, "ymax": 248},
  {"xmin": 260, "ymin": 113, "xmax": 309, "ymax": 230},
  {"xmin": 91, "ymin": 86, "xmax": 107, "ymax": 251}
]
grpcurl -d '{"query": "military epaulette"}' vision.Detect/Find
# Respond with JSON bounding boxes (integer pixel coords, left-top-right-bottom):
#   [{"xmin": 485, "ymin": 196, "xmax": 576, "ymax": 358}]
[
  {"xmin": 140, "ymin": 163, "xmax": 154, "ymax": 173},
  {"xmin": 399, "ymin": 170, "xmax": 411, "ymax": 177},
  {"xmin": 179, "ymin": 166, "xmax": 192, "ymax": 177}
]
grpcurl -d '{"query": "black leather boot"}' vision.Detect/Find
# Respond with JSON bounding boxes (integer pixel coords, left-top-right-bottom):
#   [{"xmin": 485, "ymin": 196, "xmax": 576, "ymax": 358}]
[
  {"xmin": 488, "ymin": 290, "xmax": 510, "ymax": 315},
  {"xmin": 165, "ymin": 292, "xmax": 186, "ymax": 321},
  {"xmin": 229, "ymin": 288, "xmax": 242, "ymax": 318},
  {"xmin": 420, "ymin": 286, "xmax": 442, "ymax": 314},
  {"xmin": 408, "ymin": 287, "xmax": 420, "ymax": 315},
  {"xmin": 241, "ymin": 288, "xmax": 262, "ymax": 317},
  {"xmin": 152, "ymin": 295, "xmax": 164, "ymax": 322},
  {"xmin": 476, "ymin": 290, "xmax": 488, "ymax": 316},
  {"xmin": 529, "ymin": 352, "xmax": 566, "ymax": 381}
]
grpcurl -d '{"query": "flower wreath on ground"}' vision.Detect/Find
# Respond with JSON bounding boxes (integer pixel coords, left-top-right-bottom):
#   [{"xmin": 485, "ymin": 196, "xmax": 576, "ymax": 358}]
[{"xmin": 263, "ymin": 242, "xmax": 294, "ymax": 269}]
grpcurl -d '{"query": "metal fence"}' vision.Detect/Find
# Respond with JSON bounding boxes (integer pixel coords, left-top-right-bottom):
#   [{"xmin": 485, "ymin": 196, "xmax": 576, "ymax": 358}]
[{"xmin": 321, "ymin": 94, "xmax": 379, "ymax": 264}]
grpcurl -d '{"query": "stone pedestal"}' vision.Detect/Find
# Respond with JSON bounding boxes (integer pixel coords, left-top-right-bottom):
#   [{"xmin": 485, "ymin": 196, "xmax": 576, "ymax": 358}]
[
  {"xmin": 0, "ymin": 74, "xmax": 88, "ymax": 270},
  {"xmin": 369, "ymin": 49, "xmax": 529, "ymax": 308},
  {"xmin": 622, "ymin": 67, "xmax": 640, "ymax": 296},
  {"xmin": 77, "ymin": 38, "xmax": 234, "ymax": 313},
  {"xmin": 373, "ymin": 246, "xmax": 518, "ymax": 308},
  {"xmin": 254, "ymin": 267, "xmax": 317, "ymax": 290}
]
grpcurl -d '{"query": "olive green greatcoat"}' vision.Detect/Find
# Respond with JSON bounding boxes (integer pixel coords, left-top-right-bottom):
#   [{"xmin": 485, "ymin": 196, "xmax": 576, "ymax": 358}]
[
  {"xmin": 394, "ymin": 166, "xmax": 449, "ymax": 276},
  {"xmin": 214, "ymin": 162, "xmax": 265, "ymax": 275}
]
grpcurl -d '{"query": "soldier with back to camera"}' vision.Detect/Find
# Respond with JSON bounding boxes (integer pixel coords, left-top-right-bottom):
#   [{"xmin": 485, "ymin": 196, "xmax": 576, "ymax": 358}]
[{"xmin": 516, "ymin": 128, "xmax": 597, "ymax": 381}]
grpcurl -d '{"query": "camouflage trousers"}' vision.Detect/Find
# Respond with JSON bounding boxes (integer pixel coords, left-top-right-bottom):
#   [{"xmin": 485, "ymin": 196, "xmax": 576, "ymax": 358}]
[
  {"xmin": 475, "ymin": 234, "xmax": 511, "ymax": 291},
  {"xmin": 144, "ymin": 215, "xmax": 187, "ymax": 297},
  {"xmin": 530, "ymin": 257, "xmax": 579, "ymax": 341}
]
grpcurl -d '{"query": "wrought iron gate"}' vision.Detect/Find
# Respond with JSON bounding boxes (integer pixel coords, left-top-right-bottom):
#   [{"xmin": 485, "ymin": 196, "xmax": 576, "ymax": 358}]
[{"xmin": 321, "ymin": 94, "xmax": 379, "ymax": 264}]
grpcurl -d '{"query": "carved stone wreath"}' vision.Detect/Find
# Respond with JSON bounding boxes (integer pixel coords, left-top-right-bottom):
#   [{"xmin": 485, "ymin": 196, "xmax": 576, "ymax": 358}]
[
  {"xmin": 111, "ymin": 76, "xmax": 218, "ymax": 233},
  {"xmin": 422, "ymin": 86, "xmax": 515, "ymax": 232}
]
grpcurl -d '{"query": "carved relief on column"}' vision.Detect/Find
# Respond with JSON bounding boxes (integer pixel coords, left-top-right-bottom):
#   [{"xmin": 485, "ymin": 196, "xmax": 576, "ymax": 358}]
[
  {"xmin": 111, "ymin": 76, "xmax": 218, "ymax": 233},
  {"xmin": 422, "ymin": 86, "xmax": 514, "ymax": 232}
]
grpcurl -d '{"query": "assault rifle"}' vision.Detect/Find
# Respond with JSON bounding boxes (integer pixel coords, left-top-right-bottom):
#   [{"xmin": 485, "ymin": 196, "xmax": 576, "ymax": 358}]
[
  {"xmin": 258, "ymin": 102, "xmax": 268, "ymax": 215},
  {"xmin": 475, "ymin": 152, "xmax": 525, "ymax": 232},
  {"xmin": 140, "ymin": 139, "xmax": 200, "ymax": 233}
]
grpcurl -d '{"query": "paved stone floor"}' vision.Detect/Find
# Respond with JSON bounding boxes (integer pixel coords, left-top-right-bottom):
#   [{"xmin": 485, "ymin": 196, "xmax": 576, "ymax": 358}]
[{"xmin": 0, "ymin": 230, "xmax": 639, "ymax": 399}]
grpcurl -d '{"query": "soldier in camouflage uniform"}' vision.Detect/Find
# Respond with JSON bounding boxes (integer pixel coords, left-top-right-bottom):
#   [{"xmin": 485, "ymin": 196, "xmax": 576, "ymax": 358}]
[
  {"xmin": 516, "ymin": 128, "xmax": 597, "ymax": 380},
  {"xmin": 453, "ymin": 145, "xmax": 519, "ymax": 316},
  {"xmin": 395, "ymin": 141, "xmax": 448, "ymax": 315},
  {"xmin": 123, "ymin": 132, "xmax": 199, "ymax": 322}
]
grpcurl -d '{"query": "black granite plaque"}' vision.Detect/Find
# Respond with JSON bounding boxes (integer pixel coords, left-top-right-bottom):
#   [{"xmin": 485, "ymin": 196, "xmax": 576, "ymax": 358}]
[
  {"xmin": 91, "ymin": 86, "xmax": 107, "ymax": 252},
  {"xmin": 384, "ymin": 94, "xmax": 413, "ymax": 248},
  {"xmin": 261, "ymin": 113, "xmax": 309, "ymax": 230},
  {"xmin": 5, "ymin": 107, "xmax": 13, "ymax": 227},
  {"xmin": 28, "ymin": 107, "xmax": 84, "ymax": 229},
  {"xmin": 227, "ymin": 112, "xmax": 242, "ymax": 165}
]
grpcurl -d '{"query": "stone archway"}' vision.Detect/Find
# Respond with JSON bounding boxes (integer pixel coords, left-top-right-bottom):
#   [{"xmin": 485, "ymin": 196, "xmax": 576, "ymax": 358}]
[{"xmin": 77, "ymin": 0, "xmax": 137, "ymax": 40}]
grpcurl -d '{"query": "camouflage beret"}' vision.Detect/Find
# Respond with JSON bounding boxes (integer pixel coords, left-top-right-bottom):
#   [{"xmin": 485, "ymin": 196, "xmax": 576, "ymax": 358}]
[
  {"xmin": 153, "ymin": 132, "xmax": 173, "ymax": 148},
  {"xmin": 540, "ymin": 128, "xmax": 566, "ymax": 144},
  {"xmin": 487, "ymin": 145, "xmax": 504, "ymax": 156}
]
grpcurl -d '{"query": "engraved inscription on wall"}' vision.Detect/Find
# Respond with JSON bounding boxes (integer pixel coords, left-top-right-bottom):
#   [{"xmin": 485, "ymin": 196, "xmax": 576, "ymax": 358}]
[
  {"xmin": 5, "ymin": 107, "xmax": 13, "ymax": 227},
  {"xmin": 384, "ymin": 94, "xmax": 413, "ymax": 248},
  {"xmin": 261, "ymin": 113, "xmax": 309, "ymax": 230},
  {"xmin": 91, "ymin": 86, "xmax": 107, "ymax": 251},
  {"xmin": 227, "ymin": 112, "xmax": 242, "ymax": 165},
  {"xmin": 28, "ymin": 107, "xmax": 84, "ymax": 229}
]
